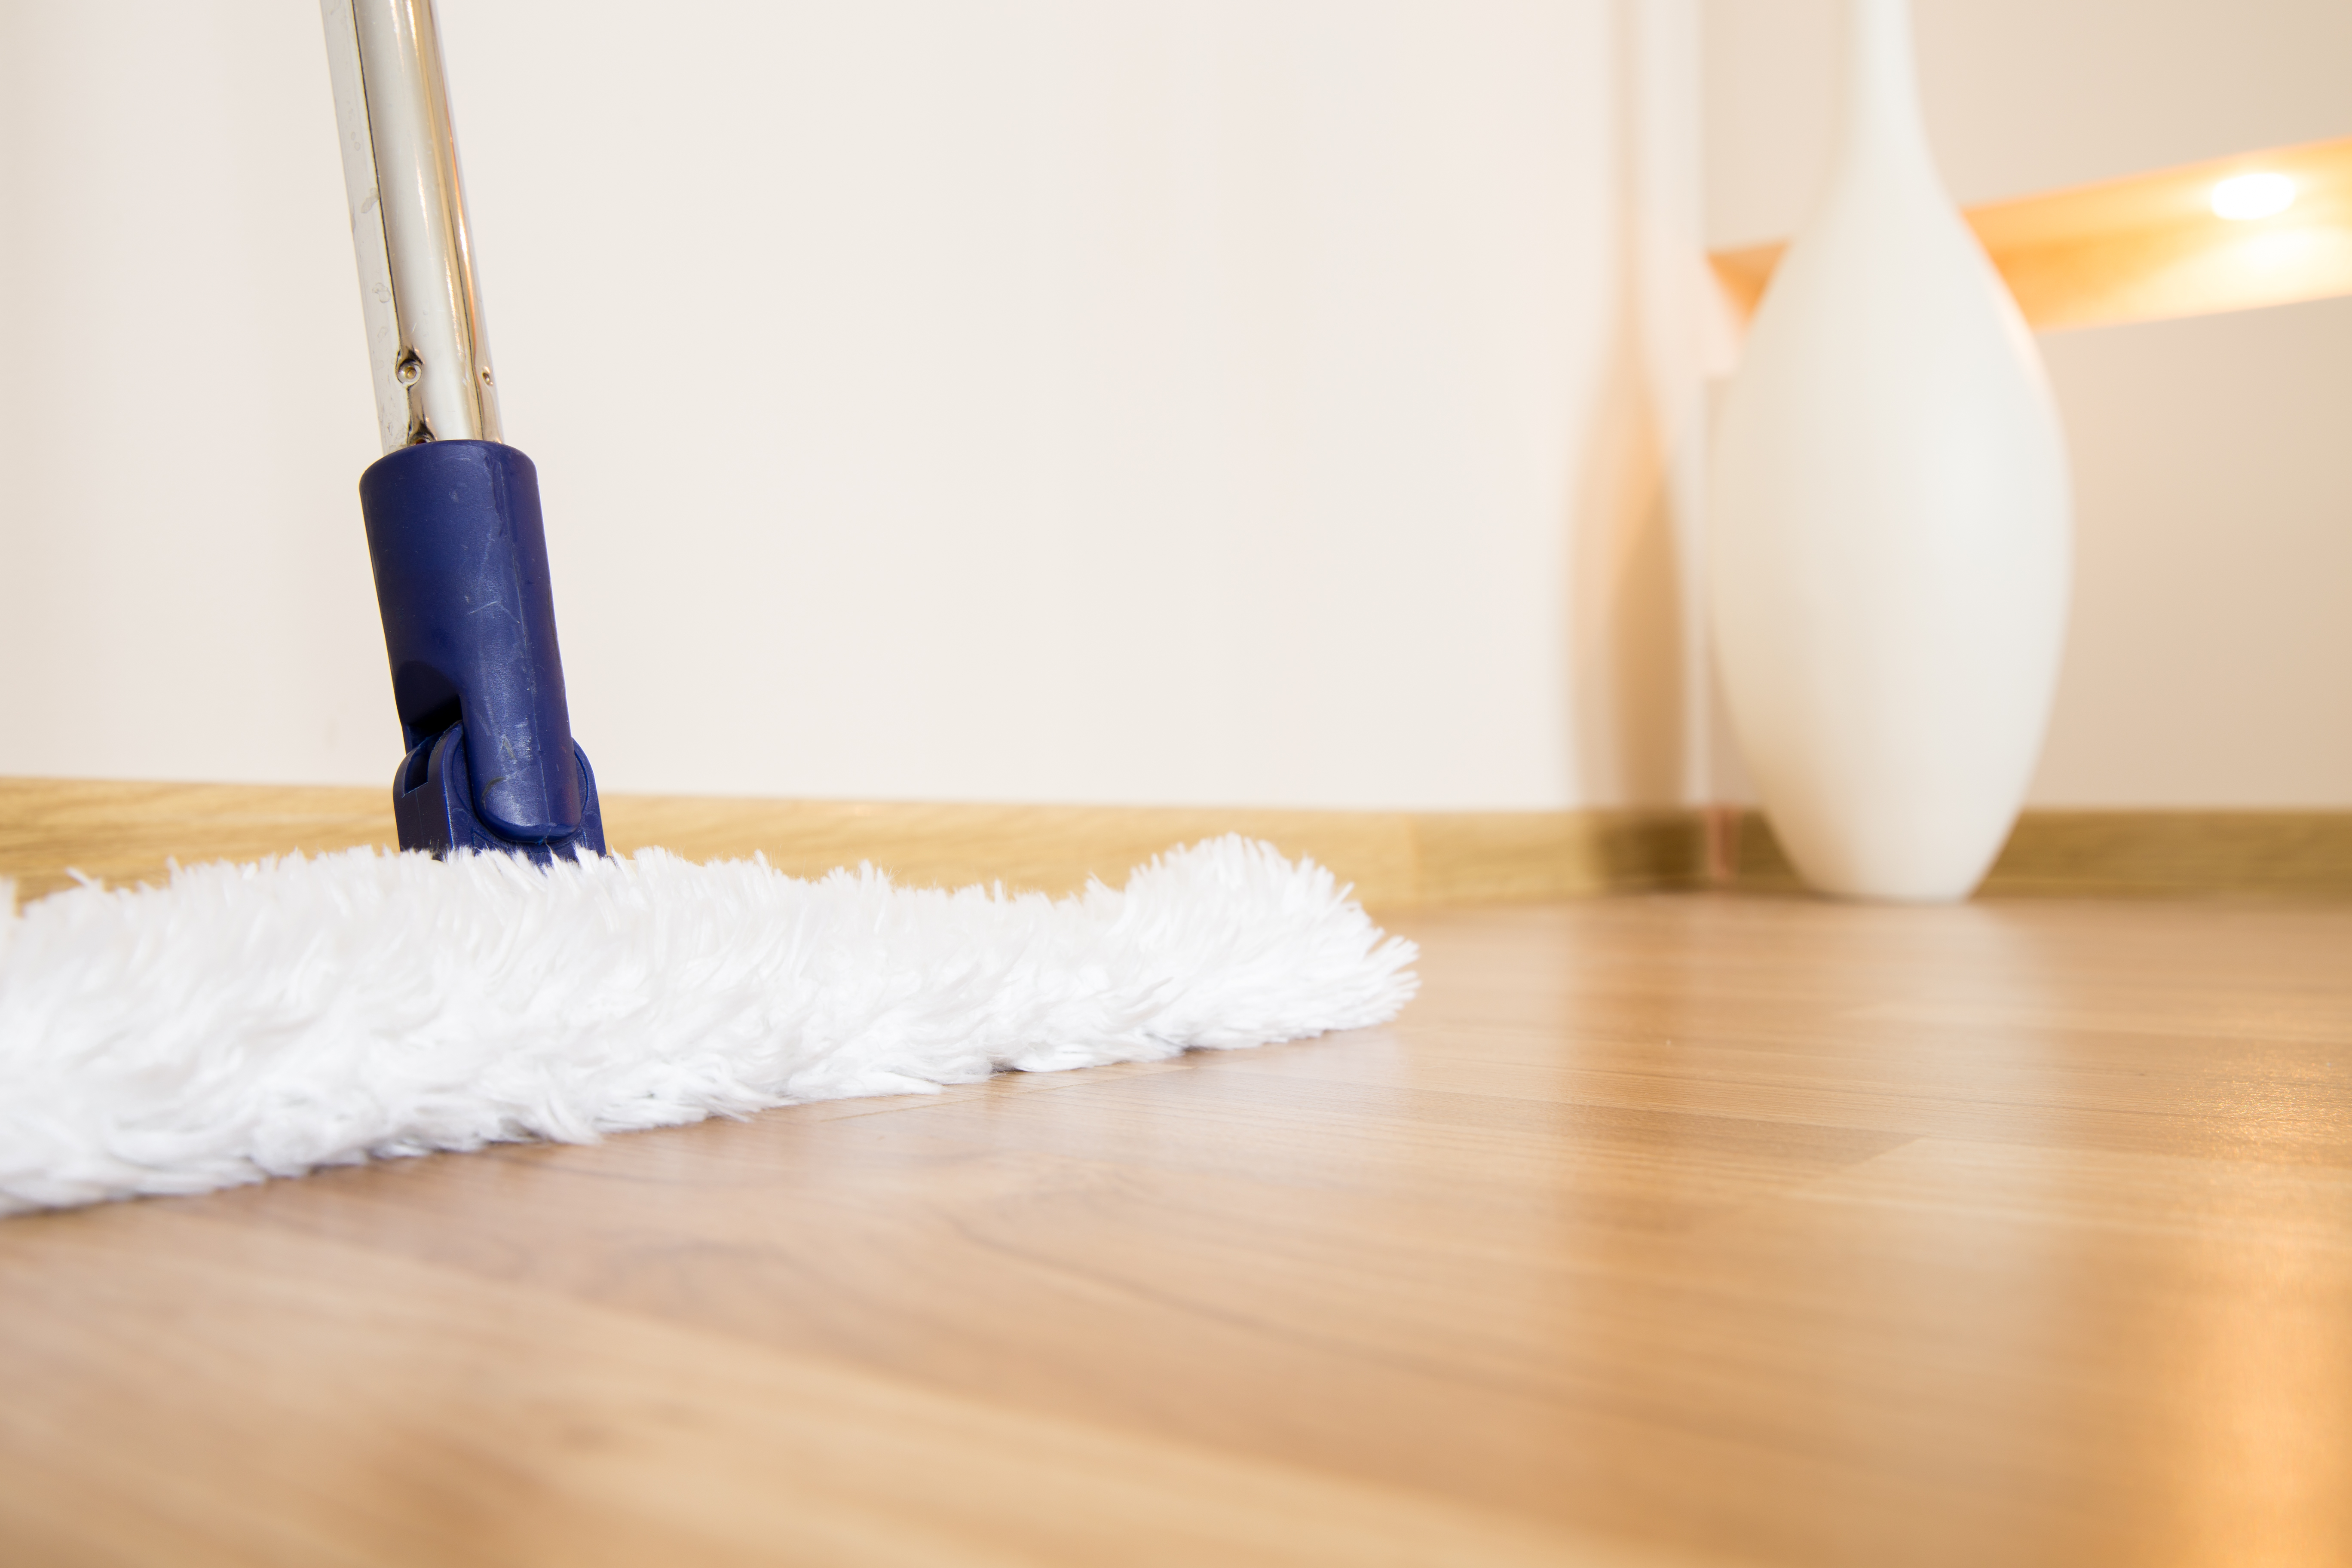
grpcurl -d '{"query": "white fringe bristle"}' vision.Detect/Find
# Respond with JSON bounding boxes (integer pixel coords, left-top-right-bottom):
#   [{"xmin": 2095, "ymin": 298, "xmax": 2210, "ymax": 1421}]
[{"xmin": 0, "ymin": 836, "xmax": 1416, "ymax": 1214}]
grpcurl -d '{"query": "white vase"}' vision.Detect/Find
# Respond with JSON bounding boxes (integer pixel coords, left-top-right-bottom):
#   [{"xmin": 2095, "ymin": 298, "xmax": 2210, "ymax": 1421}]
[{"xmin": 1709, "ymin": 0, "xmax": 2071, "ymax": 902}]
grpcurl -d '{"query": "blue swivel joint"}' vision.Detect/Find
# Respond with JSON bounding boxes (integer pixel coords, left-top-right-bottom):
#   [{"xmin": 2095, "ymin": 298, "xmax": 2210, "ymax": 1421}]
[{"xmin": 359, "ymin": 440, "xmax": 605, "ymax": 865}]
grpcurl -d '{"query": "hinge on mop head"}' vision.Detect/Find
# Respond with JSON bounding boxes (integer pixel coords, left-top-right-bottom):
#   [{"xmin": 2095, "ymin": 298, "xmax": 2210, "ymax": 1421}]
[{"xmin": 392, "ymin": 720, "xmax": 604, "ymax": 867}]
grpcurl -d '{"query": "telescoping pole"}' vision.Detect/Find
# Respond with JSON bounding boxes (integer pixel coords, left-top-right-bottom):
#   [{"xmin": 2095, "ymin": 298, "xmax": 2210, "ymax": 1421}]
[{"xmin": 322, "ymin": 0, "xmax": 502, "ymax": 452}]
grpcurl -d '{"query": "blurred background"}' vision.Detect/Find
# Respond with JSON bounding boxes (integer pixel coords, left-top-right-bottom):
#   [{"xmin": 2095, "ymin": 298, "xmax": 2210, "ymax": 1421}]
[{"xmin": 0, "ymin": 0, "xmax": 2344, "ymax": 812}]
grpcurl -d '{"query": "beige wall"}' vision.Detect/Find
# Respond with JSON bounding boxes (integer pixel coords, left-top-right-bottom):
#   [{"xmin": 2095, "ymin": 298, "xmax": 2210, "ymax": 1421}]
[
  {"xmin": 0, "ymin": 0, "xmax": 1709, "ymax": 812},
  {"xmin": 1705, "ymin": 0, "xmax": 2352, "ymax": 806},
  {"xmin": 31, "ymin": 2, "xmax": 2321, "ymax": 816}
]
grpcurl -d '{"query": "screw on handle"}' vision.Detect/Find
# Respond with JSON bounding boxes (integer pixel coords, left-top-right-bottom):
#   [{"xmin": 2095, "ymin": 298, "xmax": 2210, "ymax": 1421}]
[{"xmin": 322, "ymin": 0, "xmax": 503, "ymax": 453}]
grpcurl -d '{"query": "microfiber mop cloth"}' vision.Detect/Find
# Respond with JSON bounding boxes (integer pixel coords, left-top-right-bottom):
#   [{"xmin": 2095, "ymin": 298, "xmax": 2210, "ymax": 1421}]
[{"xmin": 0, "ymin": 836, "xmax": 1415, "ymax": 1215}]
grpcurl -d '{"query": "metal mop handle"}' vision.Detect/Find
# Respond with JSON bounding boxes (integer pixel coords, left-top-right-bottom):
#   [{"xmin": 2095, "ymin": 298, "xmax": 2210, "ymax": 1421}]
[{"xmin": 322, "ymin": 0, "xmax": 502, "ymax": 452}]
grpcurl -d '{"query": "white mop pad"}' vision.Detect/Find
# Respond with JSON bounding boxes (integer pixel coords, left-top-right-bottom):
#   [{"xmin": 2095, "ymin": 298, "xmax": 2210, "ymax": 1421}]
[{"xmin": 0, "ymin": 836, "xmax": 1415, "ymax": 1215}]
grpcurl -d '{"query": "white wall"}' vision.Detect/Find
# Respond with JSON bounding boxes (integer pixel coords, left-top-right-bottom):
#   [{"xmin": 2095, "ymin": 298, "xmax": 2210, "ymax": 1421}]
[
  {"xmin": 0, "ymin": 0, "xmax": 1709, "ymax": 812},
  {"xmin": 1705, "ymin": 0, "xmax": 2352, "ymax": 807}
]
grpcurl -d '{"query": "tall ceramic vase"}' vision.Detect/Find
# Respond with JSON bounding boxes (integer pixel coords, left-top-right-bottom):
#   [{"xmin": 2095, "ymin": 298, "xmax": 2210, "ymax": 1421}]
[{"xmin": 1711, "ymin": 0, "xmax": 2071, "ymax": 902}]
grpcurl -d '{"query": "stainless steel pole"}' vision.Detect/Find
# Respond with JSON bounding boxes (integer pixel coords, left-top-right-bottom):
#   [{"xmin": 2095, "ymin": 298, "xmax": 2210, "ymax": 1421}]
[{"xmin": 321, "ymin": 0, "xmax": 503, "ymax": 452}]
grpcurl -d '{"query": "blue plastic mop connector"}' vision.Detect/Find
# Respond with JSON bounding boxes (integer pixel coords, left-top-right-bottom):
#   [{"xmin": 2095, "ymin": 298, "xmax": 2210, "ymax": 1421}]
[{"xmin": 358, "ymin": 439, "xmax": 606, "ymax": 864}]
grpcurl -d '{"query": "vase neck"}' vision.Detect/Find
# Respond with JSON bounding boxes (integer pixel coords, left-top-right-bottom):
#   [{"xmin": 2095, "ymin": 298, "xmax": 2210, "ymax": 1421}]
[{"xmin": 1831, "ymin": 0, "xmax": 1939, "ymax": 192}]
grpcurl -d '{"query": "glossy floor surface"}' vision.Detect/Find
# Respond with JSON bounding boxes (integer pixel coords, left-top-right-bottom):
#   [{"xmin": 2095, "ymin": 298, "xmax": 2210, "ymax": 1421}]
[{"xmin": 3, "ymin": 894, "xmax": 2347, "ymax": 1566}]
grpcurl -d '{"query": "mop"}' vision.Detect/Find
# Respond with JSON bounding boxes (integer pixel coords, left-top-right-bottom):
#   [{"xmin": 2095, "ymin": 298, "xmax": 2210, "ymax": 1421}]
[{"xmin": 0, "ymin": 1, "xmax": 1415, "ymax": 1216}]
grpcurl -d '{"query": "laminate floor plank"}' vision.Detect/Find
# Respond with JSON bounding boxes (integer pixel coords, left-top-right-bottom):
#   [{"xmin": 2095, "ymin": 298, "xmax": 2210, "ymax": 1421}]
[{"xmin": 3, "ymin": 894, "xmax": 2347, "ymax": 1566}]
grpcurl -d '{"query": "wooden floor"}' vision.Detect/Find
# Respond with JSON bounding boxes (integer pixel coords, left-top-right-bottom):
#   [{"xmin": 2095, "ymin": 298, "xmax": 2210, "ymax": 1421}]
[{"xmin": 3, "ymin": 893, "xmax": 2347, "ymax": 1567}]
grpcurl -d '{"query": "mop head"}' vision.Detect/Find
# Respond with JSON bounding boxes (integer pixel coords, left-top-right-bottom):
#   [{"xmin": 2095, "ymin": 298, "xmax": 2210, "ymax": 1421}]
[{"xmin": 0, "ymin": 836, "xmax": 1415, "ymax": 1216}]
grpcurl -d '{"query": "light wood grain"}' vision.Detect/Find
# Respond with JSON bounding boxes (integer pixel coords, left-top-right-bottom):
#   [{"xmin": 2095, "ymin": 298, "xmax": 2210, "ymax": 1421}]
[
  {"xmin": 598, "ymin": 793, "xmax": 1428, "ymax": 902},
  {"xmin": 0, "ymin": 778, "xmax": 1707, "ymax": 908},
  {"xmin": 6, "ymin": 779, "xmax": 2348, "ymax": 908},
  {"xmin": 4, "ymin": 894, "xmax": 2347, "ymax": 1565},
  {"xmin": 0, "ymin": 1211, "xmax": 1685, "ymax": 1568},
  {"xmin": 1712, "ymin": 134, "xmax": 2352, "ymax": 332},
  {"xmin": 1733, "ymin": 808, "xmax": 2352, "ymax": 898},
  {"xmin": 0, "ymin": 778, "xmax": 394, "ymax": 903}
]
